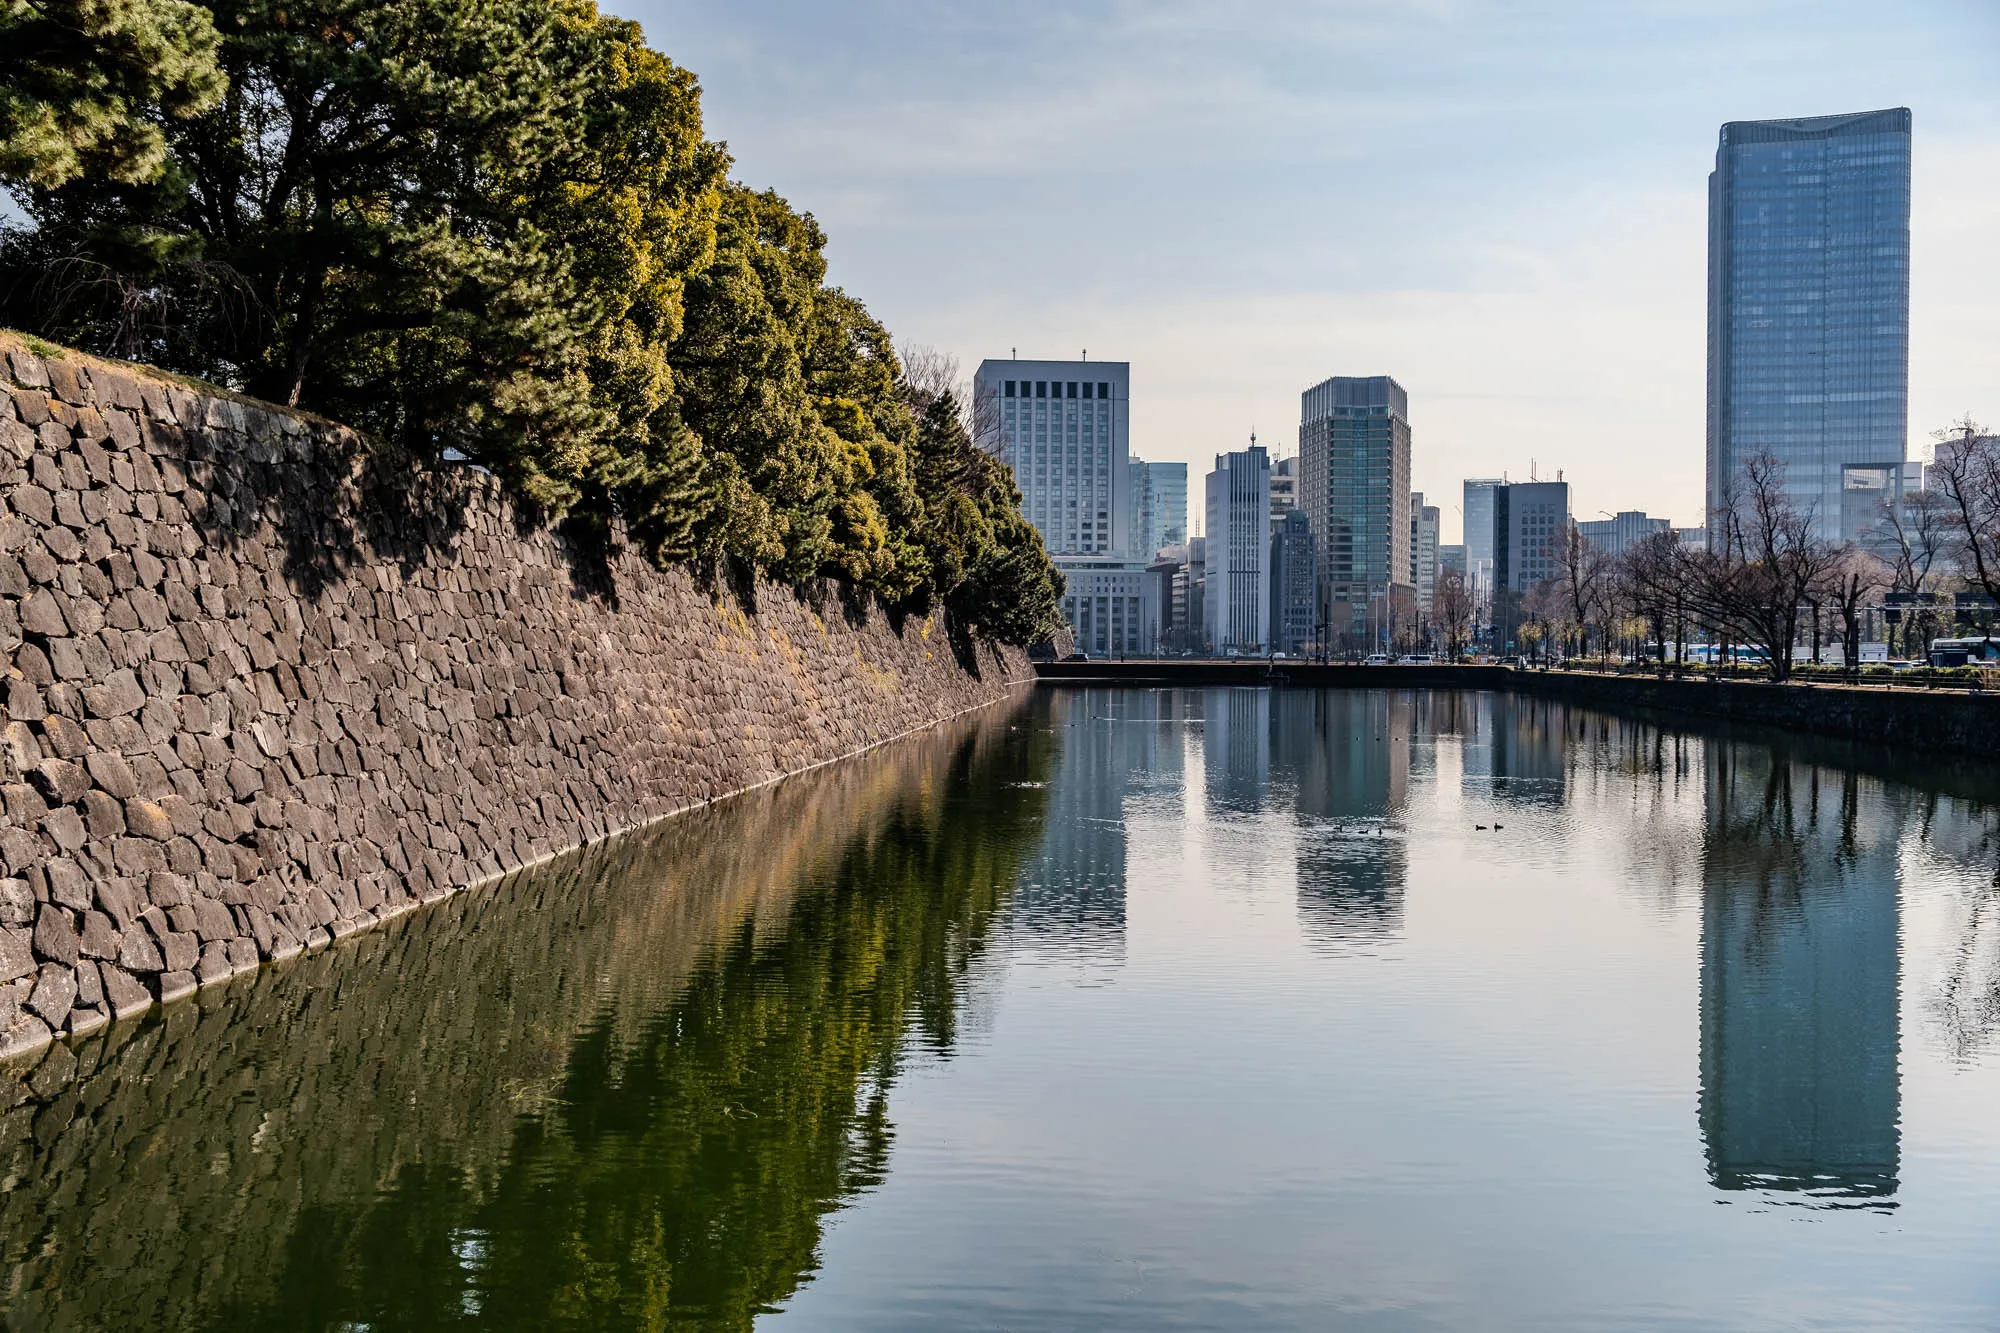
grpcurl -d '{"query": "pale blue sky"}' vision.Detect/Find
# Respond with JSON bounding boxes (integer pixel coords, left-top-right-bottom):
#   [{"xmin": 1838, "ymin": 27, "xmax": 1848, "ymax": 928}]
[{"xmin": 637, "ymin": 0, "xmax": 1998, "ymax": 540}]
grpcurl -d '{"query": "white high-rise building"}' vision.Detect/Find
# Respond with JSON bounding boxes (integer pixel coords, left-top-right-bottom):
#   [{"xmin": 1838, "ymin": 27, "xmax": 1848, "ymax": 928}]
[
  {"xmin": 975, "ymin": 358, "xmax": 1146, "ymax": 655},
  {"xmin": 1410, "ymin": 493, "xmax": 1441, "ymax": 617},
  {"xmin": 1204, "ymin": 442, "xmax": 1272, "ymax": 653},
  {"xmin": 974, "ymin": 359, "xmax": 1131, "ymax": 557}
]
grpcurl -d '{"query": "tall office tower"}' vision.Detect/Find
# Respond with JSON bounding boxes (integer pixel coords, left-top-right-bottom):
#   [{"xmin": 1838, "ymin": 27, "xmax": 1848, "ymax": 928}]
[
  {"xmin": 1579, "ymin": 510, "xmax": 1672, "ymax": 559},
  {"xmin": 1462, "ymin": 478, "xmax": 1503, "ymax": 597},
  {"xmin": 974, "ymin": 358, "xmax": 1143, "ymax": 654},
  {"xmin": 1270, "ymin": 455, "xmax": 1298, "ymax": 522},
  {"xmin": 1438, "ymin": 544, "xmax": 1467, "ymax": 577},
  {"xmin": 1707, "ymin": 109, "xmax": 1912, "ymax": 545},
  {"xmin": 1490, "ymin": 480, "xmax": 1571, "ymax": 652},
  {"xmin": 1204, "ymin": 443, "xmax": 1272, "ymax": 653},
  {"xmin": 1145, "ymin": 460, "xmax": 1189, "ymax": 554},
  {"xmin": 1299, "ymin": 375, "xmax": 1413, "ymax": 652},
  {"xmin": 1269, "ymin": 509, "xmax": 1316, "ymax": 656},
  {"xmin": 1410, "ymin": 493, "xmax": 1441, "ymax": 620}
]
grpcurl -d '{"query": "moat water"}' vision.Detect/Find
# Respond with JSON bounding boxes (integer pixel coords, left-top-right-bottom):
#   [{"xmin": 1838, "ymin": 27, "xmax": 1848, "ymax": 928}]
[{"xmin": 6, "ymin": 687, "xmax": 2000, "ymax": 1330}]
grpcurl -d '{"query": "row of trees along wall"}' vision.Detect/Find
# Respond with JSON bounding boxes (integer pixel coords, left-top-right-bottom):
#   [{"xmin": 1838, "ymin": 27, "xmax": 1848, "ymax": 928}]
[
  {"xmin": 0, "ymin": 0, "xmax": 1061, "ymax": 637},
  {"xmin": 0, "ymin": 0, "xmax": 1068, "ymax": 1056},
  {"xmin": 0, "ymin": 334, "xmax": 1035, "ymax": 1061}
]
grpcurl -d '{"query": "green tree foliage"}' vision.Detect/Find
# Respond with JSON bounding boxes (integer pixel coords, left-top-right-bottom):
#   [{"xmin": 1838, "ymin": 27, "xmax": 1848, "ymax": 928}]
[
  {"xmin": 0, "ymin": 0, "xmax": 1060, "ymax": 642},
  {"xmin": 0, "ymin": 0, "xmax": 225, "ymax": 189}
]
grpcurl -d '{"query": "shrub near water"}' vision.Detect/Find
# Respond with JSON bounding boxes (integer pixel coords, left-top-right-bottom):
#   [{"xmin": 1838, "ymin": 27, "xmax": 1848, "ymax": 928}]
[{"xmin": 0, "ymin": 0, "xmax": 1062, "ymax": 643}]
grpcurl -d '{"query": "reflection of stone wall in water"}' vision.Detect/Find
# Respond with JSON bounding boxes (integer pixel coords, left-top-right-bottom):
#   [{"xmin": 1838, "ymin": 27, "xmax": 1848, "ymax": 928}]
[
  {"xmin": 1698, "ymin": 751, "xmax": 1902, "ymax": 1202},
  {"xmin": 0, "ymin": 700, "xmax": 1053, "ymax": 1330},
  {"xmin": 0, "ymin": 337, "xmax": 1031, "ymax": 1059}
]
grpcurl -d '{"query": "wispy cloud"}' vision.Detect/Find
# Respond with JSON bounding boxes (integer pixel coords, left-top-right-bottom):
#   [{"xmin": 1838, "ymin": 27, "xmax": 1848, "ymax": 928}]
[{"xmin": 640, "ymin": 0, "xmax": 2000, "ymax": 539}]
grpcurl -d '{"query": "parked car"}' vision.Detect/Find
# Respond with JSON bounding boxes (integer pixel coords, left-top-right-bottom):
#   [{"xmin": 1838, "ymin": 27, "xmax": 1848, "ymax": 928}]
[
  {"xmin": 1061, "ymin": 652, "xmax": 1090, "ymax": 662},
  {"xmin": 1396, "ymin": 654, "xmax": 1435, "ymax": 665},
  {"xmin": 1362, "ymin": 653, "xmax": 1392, "ymax": 666},
  {"xmin": 1498, "ymin": 655, "xmax": 1522, "ymax": 667}
]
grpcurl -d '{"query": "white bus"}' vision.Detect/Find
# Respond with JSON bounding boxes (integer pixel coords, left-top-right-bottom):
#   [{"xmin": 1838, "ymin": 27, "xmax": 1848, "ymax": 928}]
[{"xmin": 1929, "ymin": 638, "xmax": 2000, "ymax": 667}]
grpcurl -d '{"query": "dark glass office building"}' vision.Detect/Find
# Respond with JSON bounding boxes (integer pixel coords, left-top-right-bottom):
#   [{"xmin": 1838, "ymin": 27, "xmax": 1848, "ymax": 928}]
[{"xmin": 1706, "ymin": 109, "xmax": 1911, "ymax": 544}]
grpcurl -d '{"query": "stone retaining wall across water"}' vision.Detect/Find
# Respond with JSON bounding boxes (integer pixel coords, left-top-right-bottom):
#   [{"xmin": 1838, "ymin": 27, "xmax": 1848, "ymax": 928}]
[{"xmin": 0, "ymin": 334, "xmax": 1030, "ymax": 1059}]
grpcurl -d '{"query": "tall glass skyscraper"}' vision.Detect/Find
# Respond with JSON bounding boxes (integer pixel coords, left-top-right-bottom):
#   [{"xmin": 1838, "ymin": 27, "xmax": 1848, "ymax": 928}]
[
  {"xmin": 1706, "ymin": 108, "xmax": 1911, "ymax": 544},
  {"xmin": 1299, "ymin": 375, "xmax": 1413, "ymax": 652}
]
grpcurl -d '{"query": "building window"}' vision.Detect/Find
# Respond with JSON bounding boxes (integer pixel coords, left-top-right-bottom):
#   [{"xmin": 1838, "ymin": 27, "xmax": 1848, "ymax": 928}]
[
  {"xmin": 1036, "ymin": 381, "xmax": 1047, "ymax": 398},
  {"xmin": 1005, "ymin": 381, "xmax": 1016, "ymax": 397},
  {"xmin": 1067, "ymin": 382, "xmax": 1078, "ymax": 398}
]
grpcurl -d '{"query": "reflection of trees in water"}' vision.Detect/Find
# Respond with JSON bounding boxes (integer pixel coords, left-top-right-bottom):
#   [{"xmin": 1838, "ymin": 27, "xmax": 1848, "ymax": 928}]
[
  {"xmin": 1697, "ymin": 748, "xmax": 1902, "ymax": 1206},
  {"xmin": 1597, "ymin": 718, "xmax": 1707, "ymax": 908},
  {"xmin": 1916, "ymin": 792, "xmax": 2000, "ymax": 1062},
  {"xmin": 0, "ymin": 702, "xmax": 1055, "ymax": 1332}
]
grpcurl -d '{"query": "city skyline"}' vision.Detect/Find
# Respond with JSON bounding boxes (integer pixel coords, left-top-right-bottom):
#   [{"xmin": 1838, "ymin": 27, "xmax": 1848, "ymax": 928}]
[{"xmin": 641, "ymin": 0, "xmax": 1997, "ymax": 545}]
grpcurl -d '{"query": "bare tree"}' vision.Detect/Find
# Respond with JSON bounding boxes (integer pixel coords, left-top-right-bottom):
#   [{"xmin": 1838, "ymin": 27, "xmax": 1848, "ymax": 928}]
[
  {"xmin": 1684, "ymin": 452, "xmax": 1843, "ymax": 681},
  {"xmin": 1824, "ymin": 548, "xmax": 1886, "ymax": 670},
  {"xmin": 1521, "ymin": 580, "xmax": 1562, "ymax": 663},
  {"xmin": 898, "ymin": 343, "xmax": 982, "ymax": 439},
  {"xmin": 1620, "ymin": 529, "xmax": 1688, "ymax": 667},
  {"xmin": 1551, "ymin": 521, "xmax": 1609, "ymax": 660},
  {"xmin": 1878, "ymin": 484, "xmax": 1952, "ymax": 658},
  {"xmin": 1432, "ymin": 566, "xmax": 1474, "ymax": 661},
  {"xmin": 1929, "ymin": 417, "xmax": 2000, "ymax": 613}
]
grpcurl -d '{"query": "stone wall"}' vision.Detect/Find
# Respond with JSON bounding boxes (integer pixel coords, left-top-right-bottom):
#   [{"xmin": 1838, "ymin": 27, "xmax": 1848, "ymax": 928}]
[
  {"xmin": 0, "ymin": 334, "xmax": 1031, "ymax": 1059},
  {"xmin": 0, "ymin": 700, "xmax": 1049, "ymax": 1329}
]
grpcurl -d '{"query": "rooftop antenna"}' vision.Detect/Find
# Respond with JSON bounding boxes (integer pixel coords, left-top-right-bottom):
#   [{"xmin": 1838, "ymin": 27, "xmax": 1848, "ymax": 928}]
[
  {"xmin": 1011, "ymin": 347, "xmax": 1017, "ymax": 359},
  {"xmin": 1082, "ymin": 349, "xmax": 1088, "ymax": 361},
  {"xmin": 1530, "ymin": 458, "xmax": 1537, "ymax": 481}
]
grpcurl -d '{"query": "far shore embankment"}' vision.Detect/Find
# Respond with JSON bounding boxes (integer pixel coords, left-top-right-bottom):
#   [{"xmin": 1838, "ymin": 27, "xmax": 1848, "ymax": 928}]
[{"xmin": 1033, "ymin": 659, "xmax": 2000, "ymax": 762}]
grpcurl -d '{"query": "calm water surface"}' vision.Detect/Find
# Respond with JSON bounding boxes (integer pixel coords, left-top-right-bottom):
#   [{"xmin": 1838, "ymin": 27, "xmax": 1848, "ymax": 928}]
[{"xmin": 6, "ymin": 687, "xmax": 2000, "ymax": 1330}]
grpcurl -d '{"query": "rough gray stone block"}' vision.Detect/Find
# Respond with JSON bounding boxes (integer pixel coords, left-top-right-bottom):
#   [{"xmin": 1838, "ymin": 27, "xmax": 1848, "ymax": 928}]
[
  {"xmin": 32, "ymin": 905, "xmax": 78, "ymax": 965},
  {"xmin": 32, "ymin": 758, "xmax": 89, "ymax": 805},
  {"xmin": 0, "ymin": 928, "xmax": 34, "ymax": 983},
  {"xmin": 27, "ymin": 963, "xmax": 76, "ymax": 1024}
]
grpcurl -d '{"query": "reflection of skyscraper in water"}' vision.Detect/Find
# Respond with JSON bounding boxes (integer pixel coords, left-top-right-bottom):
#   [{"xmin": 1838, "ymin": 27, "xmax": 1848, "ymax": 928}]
[
  {"xmin": 1460, "ymin": 694, "xmax": 1567, "ymax": 808},
  {"xmin": 1273, "ymin": 691, "xmax": 1410, "ymax": 949},
  {"xmin": 1202, "ymin": 687, "xmax": 1272, "ymax": 816},
  {"xmin": 1698, "ymin": 754, "xmax": 1901, "ymax": 1204},
  {"xmin": 1009, "ymin": 688, "xmax": 1179, "ymax": 960}
]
